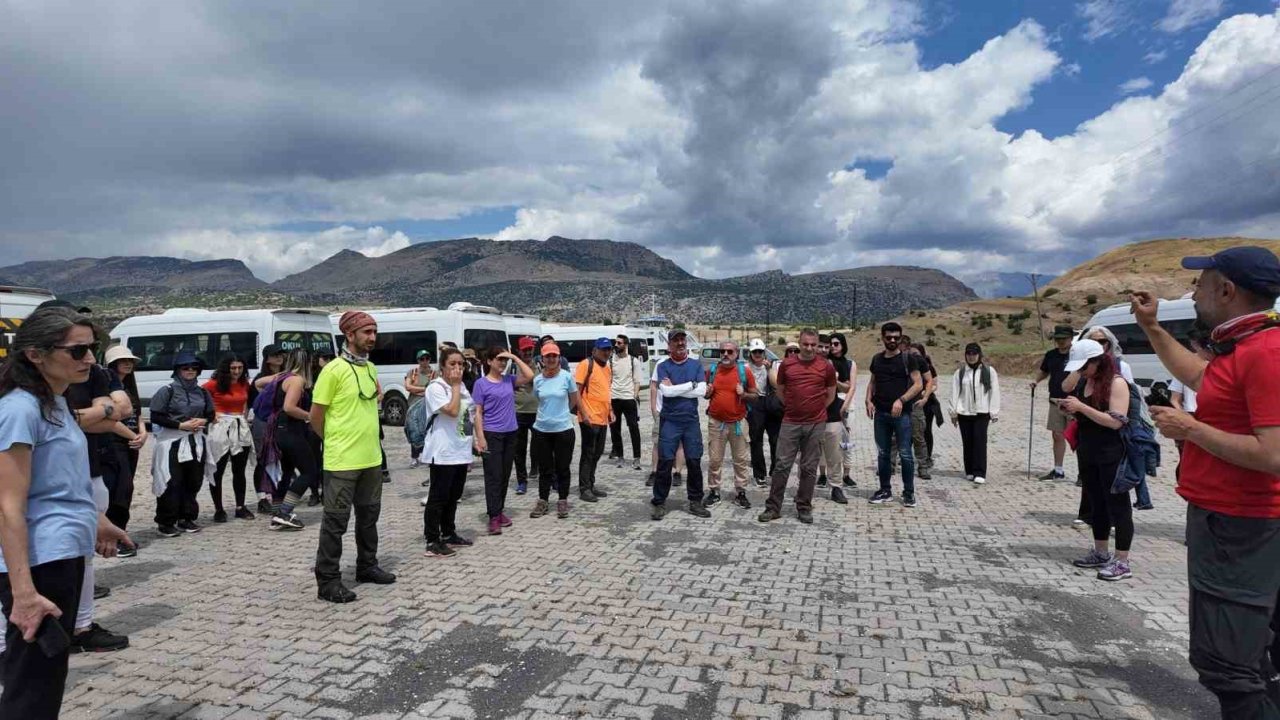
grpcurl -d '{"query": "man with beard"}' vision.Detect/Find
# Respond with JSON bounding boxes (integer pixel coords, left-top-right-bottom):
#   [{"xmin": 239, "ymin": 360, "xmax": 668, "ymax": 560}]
[
  {"xmin": 1131, "ymin": 246, "xmax": 1280, "ymax": 718},
  {"xmin": 865, "ymin": 322, "xmax": 923, "ymax": 507},
  {"xmin": 650, "ymin": 329, "xmax": 709, "ymax": 520},
  {"xmin": 310, "ymin": 311, "xmax": 397, "ymax": 603}
]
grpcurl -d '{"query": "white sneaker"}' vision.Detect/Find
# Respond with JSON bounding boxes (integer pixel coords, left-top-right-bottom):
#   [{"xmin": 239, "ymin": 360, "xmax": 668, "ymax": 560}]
[{"xmin": 973, "ymin": 476, "xmax": 986, "ymax": 485}]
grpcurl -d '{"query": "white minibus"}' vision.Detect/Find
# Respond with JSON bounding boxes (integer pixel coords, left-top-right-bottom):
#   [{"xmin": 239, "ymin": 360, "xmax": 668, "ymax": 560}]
[
  {"xmin": 335, "ymin": 302, "xmax": 509, "ymax": 425},
  {"xmin": 540, "ymin": 323, "xmax": 651, "ymax": 370},
  {"xmin": 503, "ymin": 312, "xmax": 542, "ymax": 349},
  {"xmin": 110, "ymin": 308, "xmax": 337, "ymax": 402}
]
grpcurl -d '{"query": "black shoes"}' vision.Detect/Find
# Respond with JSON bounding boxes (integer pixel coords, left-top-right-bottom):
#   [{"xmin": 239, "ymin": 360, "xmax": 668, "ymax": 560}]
[
  {"xmin": 757, "ymin": 509, "xmax": 781, "ymax": 523},
  {"xmin": 918, "ymin": 470, "xmax": 932, "ymax": 480},
  {"xmin": 651, "ymin": 503, "xmax": 667, "ymax": 521},
  {"xmin": 903, "ymin": 492, "xmax": 918, "ymax": 508},
  {"xmin": 157, "ymin": 524, "xmax": 180, "ymax": 538},
  {"xmin": 754, "ymin": 476, "xmax": 768, "ymax": 488},
  {"xmin": 93, "ymin": 585, "xmax": 111, "ymax": 600},
  {"xmin": 213, "ymin": 509, "xmax": 228, "ymax": 523},
  {"xmin": 797, "ymin": 510, "xmax": 814, "ymax": 524},
  {"xmin": 704, "ymin": 489, "xmax": 721, "ymax": 507},
  {"xmin": 307, "ymin": 493, "xmax": 322, "ymax": 507},
  {"xmin": 869, "ymin": 489, "xmax": 892, "ymax": 504},
  {"xmin": 645, "ymin": 473, "xmax": 656, "ymax": 487},
  {"xmin": 688, "ymin": 501, "xmax": 711, "ymax": 518},
  {"xmin": 356, "ymin": 566, "xmax": 397, "ymax": 585},
  {"xmin": 1039, "ymin": 469, "xmax": 1065, "ymax": 481},
  {"xmin": 443, "ymin": 534, "xmax": 474, "ymax": 547},
  {"xmin": 831, "ymin": 487, "xmax": 848, "ymax": 505},
  {"xmin": 257, "ymin": 498, "xmax": 274, "ymax": 514},
  {"xmin": 116, "ymin": 542, "xmax": 137, "ymax": 558},
  {"xmin": 234, "ymin": 506, "xmax": 256, "ymax": 520},
  {"xmin": 71, "ymin": 623, "xmax": 129, "ymax": 653},
  {"xmin": 176, "ymin": 519, "xmax": 201, "ymax": 534},
  {"xmin": 817, "ymin": 474, "xmax": 828, "ymax": 487},
  {"xmin": 424, "ymin": 542, "xmax": 456, "ymax": 558},
  {"xmin": 592, "ymin": 486, "xmax": 609, "ymax": 498},
  {"xmin": 734, "ymin": 490, "xmax": 751, "ymax": 509},
  {"xmin": 672, "ymin": 472, "xmax": 683, "ymax": 486},
  {"xmin": 842, "ymin": 476, "xmax": 856, "ymax": 488},
  {"xmin": 580, "ymin": 488, "xmax": 599, "ymax": 503},
  {"xmin": 318, "ymin": 582, "xmax": 358, "ymax": 603}
]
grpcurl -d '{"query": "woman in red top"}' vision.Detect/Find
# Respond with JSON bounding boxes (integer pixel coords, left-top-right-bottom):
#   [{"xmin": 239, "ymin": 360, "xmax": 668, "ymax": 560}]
[{"xmin": 202, "ymin": 353, "xmax": 255, "ymax": 522}]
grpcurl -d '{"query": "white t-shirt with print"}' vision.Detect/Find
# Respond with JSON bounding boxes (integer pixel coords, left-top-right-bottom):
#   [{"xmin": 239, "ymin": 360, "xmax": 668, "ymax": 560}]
[{"xmin": 420, "ymin": 379, "xmax": 474, "ymax": 466}]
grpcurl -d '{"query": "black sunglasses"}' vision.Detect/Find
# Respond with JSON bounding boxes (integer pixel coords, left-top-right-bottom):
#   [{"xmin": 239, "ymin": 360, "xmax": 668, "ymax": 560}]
[
  {"xmin": 51, "ymin": 342, "xmax": 99, "ymax": 361},
  {"xmin": 785, "ymin": 349, "xmax": 799, "ymax": 355},
  {"xmin": 177, "ymin": 364, "xmax": 200, "ymax": 371}
]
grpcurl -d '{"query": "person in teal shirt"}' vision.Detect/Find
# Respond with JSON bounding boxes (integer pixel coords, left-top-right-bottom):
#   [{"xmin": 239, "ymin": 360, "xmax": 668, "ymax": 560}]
[{"xmin": 529, "ymin": 343, "xmax": 579, "ymax": 519}]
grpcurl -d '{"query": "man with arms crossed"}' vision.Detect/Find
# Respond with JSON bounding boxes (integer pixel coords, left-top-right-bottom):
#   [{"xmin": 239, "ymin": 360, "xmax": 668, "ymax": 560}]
[{"xmin": 1132, "ymin": 246, "xmax": 1280, "ymax": 718}]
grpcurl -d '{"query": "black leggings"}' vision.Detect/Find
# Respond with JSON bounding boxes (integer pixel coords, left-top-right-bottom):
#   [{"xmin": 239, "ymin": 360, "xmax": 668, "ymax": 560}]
[
  {"xmin": 156, "ymin": 443, "xmax": 203, "ymax": 526},
  {"xmin": 515, "ymin": 413, "xmax": 539, "ymax": 482},
  {"xmin": 482, "ymin": 430, "xmax": 516, "ymax": 518},
  {"xmin": 609, "ymin": 399, "xmax": 641, "ymax": 459},
  {"xmin": 534, "ymin": 428, "xmax": 575, "ymax": 501},
  {"xmin": 423, "ymin": 463, "xmax": 468, "ymax": 543},
  {"xmin": 210, "ymin": 450, "xmax": 250, "ymax": 511},
  {"xmin": 1081, "ymin": 458, "xmax": 1133, "ymax": 551},
  {"xmin": 0, "ymin": 556, "xmax": 84, "ymax": 718},
  {"xmin": 278, "ymin": 425, "xmax": 322, "ymax": 501},
  {"xmin": 957, "ymin": 414, "xmax": 990, "ymax": 477}
]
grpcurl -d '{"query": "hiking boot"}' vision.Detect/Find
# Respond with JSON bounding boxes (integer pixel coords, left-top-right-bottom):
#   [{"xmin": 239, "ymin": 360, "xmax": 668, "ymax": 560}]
[
  {"xmin": 444, "ymin": 534, "xmax": 474, "ymax": 547},
  {"xmin": 70, "ymin": 623, "xmax": 129, "ymax": 653},
  {"xmin": 498, "ymin": 513, "xmax": 513, "ymax": 528},
  {"xmin": 869, "ymin": 489, "xmax": 893, "ymax": 504},
  {"xmin": 1072, "ymin": 548, "xmax": 1114, "ymax": 568},
  {"xmin": 842, "ymin": 476, "xmax": 856, "ymax": 488},
  {"xmin": 817, "ymin": 474, "xmax": 828, "ymax": 487},
  {"xmin": 831, "ymin": 487, "xmax": 848, "ymax": 505},
  {"xmin": 579, "ymin": 488, "xmax": 598, "ymax": 503},
  {"xmin": 1097, "ymin": 560, "xmax": 1132, "ymax": 582},
  {"xmin": 530, "ymin": 499, "xmax": 550, "ymax": 518},
  {"xmin": 116, "ymin": 542, "xmax": 137, "ymax": 558},
  {"xmin": 424, "ymin": 542, "xmax": 456, "ymax": 559},
  {"xmin": 688, "ymin": 501, "xmax": 711, "ymax": 518},
  {"xmin": 704, "ymin": 489, "xmax": 721, "ymax": 507},
  {"xmin": 213, "ymin": 509, "xmax": 228, "ymax": 523},
  {"xmin": 672, "ymin": 472, "xmax": 683, "ymax": 486},
  {"xmin": 1038, "ymin": 469, "xmax": 1065, "ymax": 481},
  {"xmin": 591, "ymin": 486, "xmax": 608, "ymax": 498},
  {"xmin": 270, "ymin": 511, "xmax": 304, "ymax": 530},
  {"xmin": 234, "ymin": 506, "xmax": 256, "ymax": 520},
  {"xmin": 734, "ymin": 490, "xmax": 751, "ymax": 509},
  {"xmin": 651, "ymin": 503, "xmax": 667, "ymax": 521},
  {"xmin": 917, "ymin": 469, "xmax": 932, "ymax": 480},
  {"xmin": 355, "ymin": 566, "xmax": 397, "ymax": 584},
  {"xmin": 307, "ymin": 493, "xmax": 322, "ymax": 507},
  {"xmin": 645, "ymin": 472, "xmax": 656, "ymax": 487},
  {"xmin": 516, "ymin": 480, "xmax": 528, "ymax": 495},
  {"xmin": 257, "ymin": 498, "xmax": 273, "ymax": 514},
  {"xmin": 488, "ymin": 517, "xmax": 502, "ymax": 535},
  {"xmin": 556, "ymin": 500, "xmax": 570, "ymax": 519},
  {"xmin": 318, "ymin": 582, "xmax": 358, "ymax": 602},
  {"xmin": 797, "ymin": 510, "xmax": 814, "ymax": 524},
  {"xmin": 757, "ymin": 509, "xmax": 781, "ymax": 523},
  {"xmin": 176, "ymin": 519, "xmax": 201, "ymax": 534},
  {"xmin": 157, "ymin": 524, "xmax": 180, "ymax": 538},
  {"xmin": 902, "ymin": 492, "xmax": 917, "ymax": 508},
  {"xmin": 93, "ymin": 585, "xmax": 110, "ymax": 600}
]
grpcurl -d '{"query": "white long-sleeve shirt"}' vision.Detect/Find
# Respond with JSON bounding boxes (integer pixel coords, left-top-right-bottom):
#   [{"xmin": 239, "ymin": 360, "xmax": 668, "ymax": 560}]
[{"xmin": 949, "ymin": 364, "xmax": 1001, "ymax": 417}]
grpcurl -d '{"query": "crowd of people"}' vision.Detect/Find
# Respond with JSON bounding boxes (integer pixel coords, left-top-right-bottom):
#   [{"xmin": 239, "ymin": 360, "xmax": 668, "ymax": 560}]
[{"xmin": 1, "ymin": 246, "xmax": 1279, "ymax": 719}]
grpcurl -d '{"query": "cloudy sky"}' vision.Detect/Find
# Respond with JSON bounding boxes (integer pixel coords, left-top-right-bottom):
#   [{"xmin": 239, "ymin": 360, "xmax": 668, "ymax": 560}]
[{"xmin": 3, "ymin": 0, "xmax": 1279, "ymax": 283}]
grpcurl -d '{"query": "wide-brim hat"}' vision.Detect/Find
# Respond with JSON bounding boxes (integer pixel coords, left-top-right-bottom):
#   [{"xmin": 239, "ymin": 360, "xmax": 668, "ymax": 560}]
[{"xmin": 104, "ymin": 345, "xmax": 141, "ymax": 366}]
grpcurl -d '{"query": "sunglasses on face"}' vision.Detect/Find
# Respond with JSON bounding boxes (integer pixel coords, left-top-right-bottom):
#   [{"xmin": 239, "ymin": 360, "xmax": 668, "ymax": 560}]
[
  {"xmin": 720, "ymin": 349, "xmax": 736, "ymax": 355},
  {"xmin": 178, "ymin": 364, "xmax": 200, "ymax": 371},
  {"xmin": 785, "ymin": 349, "xmax": 799, "ymax": 355},
  {"xmin": 52, "ymin": 342, "xmax": 99, "ymax": 361}
]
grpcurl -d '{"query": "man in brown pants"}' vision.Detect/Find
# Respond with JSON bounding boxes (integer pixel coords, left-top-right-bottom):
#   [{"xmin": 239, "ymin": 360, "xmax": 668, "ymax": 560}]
[{"xmin": 758, "ymin": 329, "xmax": 836, "ymax": 525}]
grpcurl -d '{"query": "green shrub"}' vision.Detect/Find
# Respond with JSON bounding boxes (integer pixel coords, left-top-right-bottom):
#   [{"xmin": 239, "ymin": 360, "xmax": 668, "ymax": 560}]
[
  {"xmin": 1042, "ymin": 288, "xmax": 1060, "ymax": 298},
  {"xmin": 1086, "ymin": 294, "xmax": 1098, "ymax": 305}
]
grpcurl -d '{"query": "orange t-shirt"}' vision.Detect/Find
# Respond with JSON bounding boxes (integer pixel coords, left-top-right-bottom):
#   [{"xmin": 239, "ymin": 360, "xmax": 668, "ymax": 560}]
[
  {"xmin": 574, "ymin": 359, "xmax": 613, "ymax": 426},
  {"xmin": 705, "ymin": 362, "xmax": 756, "ymax": 422},
  {"xmin": 202, "ymin": 380, "xmax": 250, "ymax": 415}
]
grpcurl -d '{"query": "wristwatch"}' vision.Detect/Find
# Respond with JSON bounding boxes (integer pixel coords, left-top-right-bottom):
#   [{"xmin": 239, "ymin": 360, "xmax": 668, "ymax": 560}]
[{"xmin": 103, "ymin": 403, "xmax": 115, "ymax": 420}]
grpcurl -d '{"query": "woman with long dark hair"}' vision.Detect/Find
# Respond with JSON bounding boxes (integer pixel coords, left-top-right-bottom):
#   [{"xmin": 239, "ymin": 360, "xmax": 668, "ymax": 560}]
[
  {"xmin": 948, "ymin": 343, "xmax": 1000, "ymax": 484},
  {"xmin": 472, "ymin": 346, "xmax": 535, "ymax": 535},
  {"xmin": 249, "ymin": 344, "xmax": 287, "ymax": 514},
  {"xmin": 203, "ymin": 353, "xmax": 255, "ymax": 523},
  {"xmin": 1060, "ymin": 339, "xmax": 1135, "ymax": 581},
  {"xmin": 267, "ymin": 349, "xmax": 323, "ymax": 530},
  {"xmin": 0, "ymin": 307, "xmax": 131, "ymax": 717},
  {"xmin": 827, "ymin": 332, "xmax": 858, "ymax": 490},
  {"xmin": 103, "ymin": 345, "xmax": 147, "ymax": 550},
  {"xmin": 421, "ymin": 347, "xmax": 476, "ymax": 557},
  {"xmin": 150, "ymin": 350, "xmax": 217, "ymax": 537}
]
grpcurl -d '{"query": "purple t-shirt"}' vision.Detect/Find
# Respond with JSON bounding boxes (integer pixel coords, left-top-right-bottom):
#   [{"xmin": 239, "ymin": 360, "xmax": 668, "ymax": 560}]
[{"xmin": 471, "ymin": 375, "xmax": 518, "ymax": 433}]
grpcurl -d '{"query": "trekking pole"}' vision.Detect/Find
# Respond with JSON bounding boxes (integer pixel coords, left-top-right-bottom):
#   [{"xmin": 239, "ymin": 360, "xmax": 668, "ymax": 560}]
[{"xmin": 1027, "ymin": 384, "xmax": 1035, "ymax": 480}]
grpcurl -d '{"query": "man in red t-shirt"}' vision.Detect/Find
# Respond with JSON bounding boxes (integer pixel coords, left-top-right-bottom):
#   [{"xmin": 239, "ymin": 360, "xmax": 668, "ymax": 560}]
[
  {"xmin": 703, "ymin": 341, "xmax": 758, "ymax": 509},
  {"xmin": 758, "ymin": 329, "xmax": 836, "ymax": 525},
  {"xmin": 1132, "ymin": 245, "xmax": 1280, "ymax": 717}
]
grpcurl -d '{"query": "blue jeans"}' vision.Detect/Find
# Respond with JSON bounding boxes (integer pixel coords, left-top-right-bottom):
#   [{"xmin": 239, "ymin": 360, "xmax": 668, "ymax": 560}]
[
  {"xmin": 874, "ymin": 411, "xmax": 915, "ymax": 494},
  {"xmin": 1133, "ymin": 476, "xmax": 1152, "ymax": 508},
  {"xmin": 653, "ymin": 415, "xmax": 704, "ymax": 505}
]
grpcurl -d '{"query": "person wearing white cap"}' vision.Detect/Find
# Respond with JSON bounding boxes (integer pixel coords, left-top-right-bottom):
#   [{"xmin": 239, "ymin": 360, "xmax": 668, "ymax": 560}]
[
  {"xmin": 103, "ymin": 345, "xmax": 147, "ymax": 545},
  {"xmin": 745, "ymin": 338, "xmax": 781, "ymax": 487},
  {"xmin": 1058, "ymin": 338, "xmax": 1135, "ymax": 583}
]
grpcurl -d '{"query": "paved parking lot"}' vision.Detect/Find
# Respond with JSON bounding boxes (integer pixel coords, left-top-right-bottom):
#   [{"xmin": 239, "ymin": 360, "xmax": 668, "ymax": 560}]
[{"xmin": 40, "ymin": 376, "xmax": 1213, "ymax": 719}]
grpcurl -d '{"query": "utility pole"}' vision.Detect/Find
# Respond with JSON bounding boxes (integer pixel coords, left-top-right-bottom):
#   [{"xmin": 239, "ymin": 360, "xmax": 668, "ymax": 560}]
[
  {"xmin": 851, "ymin": 283, "xmax": 858, "ymax": 331},
  {"xmin": 1029, "ymin": 273, "xmax": 1046, "ymax": 347}
]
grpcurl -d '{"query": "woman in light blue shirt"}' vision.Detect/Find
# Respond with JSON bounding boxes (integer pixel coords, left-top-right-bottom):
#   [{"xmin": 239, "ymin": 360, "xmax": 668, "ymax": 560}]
[
  {"xmin": 530, "ymin": 343, "xmax": 579, "ymax": 520},
  {"xmin": 0, "ymin": 307, "xmax": 132, "ymax": 718}
]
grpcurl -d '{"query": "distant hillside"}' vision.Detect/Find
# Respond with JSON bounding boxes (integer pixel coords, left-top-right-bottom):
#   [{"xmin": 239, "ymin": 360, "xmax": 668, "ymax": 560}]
[
  {"xmin": 273, "ymin": 237, "xmax": 976, "ymax": 324},
  {"xmin": 0, "ymin": 256, "xmax": 265, "ymax": 301},
  {"xmin": 1050, "ymin": 236, "xmax": 1280, "ymax": 300}
]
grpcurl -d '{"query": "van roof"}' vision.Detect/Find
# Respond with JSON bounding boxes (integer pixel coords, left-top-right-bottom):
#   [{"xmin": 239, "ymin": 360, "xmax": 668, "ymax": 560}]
[
  {"xmin": 0, "ymin": 285, "xmax": 55, "ymax": 297},
  {"xmin": 157, "ymin": 307, "xmax": 330, "ymax": 316}
]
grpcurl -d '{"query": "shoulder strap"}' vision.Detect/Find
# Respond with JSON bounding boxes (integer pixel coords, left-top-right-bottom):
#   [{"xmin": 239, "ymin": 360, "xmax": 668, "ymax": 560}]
[
  {"xmin": 583, "ymin": 357, "xmax": 595, "ymax": 394},
  {"xmin": 737, "ymin": 361, "xmax": 747, "ymax": 386}
]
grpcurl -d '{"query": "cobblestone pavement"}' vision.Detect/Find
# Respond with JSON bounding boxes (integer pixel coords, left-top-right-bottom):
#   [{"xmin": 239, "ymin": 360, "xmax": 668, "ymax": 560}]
[{"xmin": 39, "ymin": 376, "xmax": 1213, "ymax": 719}]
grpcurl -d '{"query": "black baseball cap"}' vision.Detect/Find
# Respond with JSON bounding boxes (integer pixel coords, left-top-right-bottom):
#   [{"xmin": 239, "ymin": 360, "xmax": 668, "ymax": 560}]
[
  {"xmin": 668, "ymin": 329, "xmax": 688, "ymax": 340},
  {"xmin": 36, "ymin": 299, "xmax": 93, "ymax": 314},
  {"xmin": 1182, "ymin": 246, "xmax": 1280, "ymax": 297}
]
